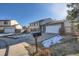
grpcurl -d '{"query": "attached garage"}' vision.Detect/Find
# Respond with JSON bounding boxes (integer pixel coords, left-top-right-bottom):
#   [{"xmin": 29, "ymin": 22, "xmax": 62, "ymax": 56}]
[
  {"xmin": 4, "ymin": 28, "xmax": 15, "ymax": 33},
  {"xmin": 45, "ymin": 25, "xmax": 61, "ymax": 33},
  {"xmin": 0, "ymin": 27, "xmax": 4, "ymax": 33}
]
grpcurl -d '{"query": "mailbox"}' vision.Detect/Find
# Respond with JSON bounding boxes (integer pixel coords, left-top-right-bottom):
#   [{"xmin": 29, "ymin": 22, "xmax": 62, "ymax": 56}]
[
  {"xmin": 32, "ymin": 32, "xmax": 42, "ymax": 37},
  {"xmin": 32, "ymin": 32, "xmax": 42, "ymax": 53}
]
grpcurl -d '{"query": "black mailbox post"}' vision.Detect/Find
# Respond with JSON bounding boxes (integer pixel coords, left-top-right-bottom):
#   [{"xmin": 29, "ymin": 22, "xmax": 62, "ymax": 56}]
[
  {"xmin": 33, "ymin": 32, "xmax": 41, "ymax": 37},
  {"xmin": 32, "ymin": 32, "xmax": 41, "ymax": 53}
]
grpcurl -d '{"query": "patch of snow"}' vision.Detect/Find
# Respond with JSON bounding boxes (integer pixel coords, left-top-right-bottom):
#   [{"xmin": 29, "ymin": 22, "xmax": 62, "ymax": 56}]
[{"xmin": 42, "ymin": 35, "xmax": 63, "ymax": 48}]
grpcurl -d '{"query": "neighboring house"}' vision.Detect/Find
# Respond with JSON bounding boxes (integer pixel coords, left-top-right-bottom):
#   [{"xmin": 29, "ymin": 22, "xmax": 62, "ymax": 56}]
[{"xmin": 0, "ymin": 20, "xmax": 22, "ymax": 33}]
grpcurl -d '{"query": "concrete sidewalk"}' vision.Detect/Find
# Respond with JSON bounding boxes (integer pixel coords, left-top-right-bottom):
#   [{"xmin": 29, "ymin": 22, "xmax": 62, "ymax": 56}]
[{"xmin": 0, "ymin": 42, "xmax": 30, "ymax": 56}]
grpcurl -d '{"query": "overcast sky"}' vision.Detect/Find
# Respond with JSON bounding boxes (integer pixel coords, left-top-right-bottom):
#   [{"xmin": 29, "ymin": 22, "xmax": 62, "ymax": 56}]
[{"xmin": 0, "ymin": 3, "xmax": 67, "ymax": 26}]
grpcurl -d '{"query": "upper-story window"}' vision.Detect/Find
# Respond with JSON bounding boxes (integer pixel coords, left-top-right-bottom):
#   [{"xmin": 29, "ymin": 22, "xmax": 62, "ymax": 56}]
[
  {"xmin": 4, "ymin": 21, "xmax": 8, "ymax": 24},
  {"xmin": 34, "ymin": 23, "xmax": 35, "ymax": 26},
  {"xmin": 30, "ymin": 24, "xmax": 31, "ymax": 26},
  {"xmin": 35, "ymin": 22, "xmax": 39, "ymax": 26},
  {"xmin": 30, "ymin": 23, "xmax": 33, "ymax": 26},
  {"xmin": 30, "ymin": 24, "xmax": 32, "ymax": 26},
  {"xmin": 37, "ymin": 22, "xmax": 39, "ymax": 25},
  {"xmin": 30, "ymin": 22, "xmax": 39, "ymax": 26}
]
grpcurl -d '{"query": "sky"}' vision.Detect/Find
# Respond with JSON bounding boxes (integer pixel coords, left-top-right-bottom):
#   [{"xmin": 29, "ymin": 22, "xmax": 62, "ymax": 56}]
[{"xmin": 0, "ymin": 3, "xmax": 67, "ymax": 26}]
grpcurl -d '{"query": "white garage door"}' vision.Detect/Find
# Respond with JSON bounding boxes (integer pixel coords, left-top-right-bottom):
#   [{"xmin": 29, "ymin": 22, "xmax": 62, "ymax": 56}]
[
  {"xmin": 46, "ymin": 25, "xmax": 61, "ymax": 33},
  {"xmin": 4, "ymin": 28, "xmax": 15, "ymax": 33}
]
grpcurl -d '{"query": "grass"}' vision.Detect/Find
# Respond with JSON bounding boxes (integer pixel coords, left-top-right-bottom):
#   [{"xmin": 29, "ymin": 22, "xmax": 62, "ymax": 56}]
[{"xmin": 48, "ymin": 37, "xmax": 79, "ymax": 56}]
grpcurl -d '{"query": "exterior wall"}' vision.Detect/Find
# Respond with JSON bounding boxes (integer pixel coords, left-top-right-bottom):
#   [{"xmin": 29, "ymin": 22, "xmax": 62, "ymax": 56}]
[
  {"xmin": 29, "ymin": 26, "xmax": 39, "ymax": 32},
  {"xmin": 15, "ymin": 25, "xmax": 22, "ymax": 29},
  {"xmin": 29, "ymin": 26, "xmax": 39, "ymax": 29},
  {"xmin": 11, "ymin": 20, "xmax": 22, "ymax": 29},
  {"xmin": 0, "ymin": 27, "xmax": 4, "ymax": 30},
  {"xmin": 64, "ymin": 20, "xmax": 72, "ymax": 34},
  {"xmin": 15, "ymin": 29, "xmax": 22, "ymax": 33},
  {"xmin": 40, "ymin": 25, "xmax": 46, "ymax": 33},
  {"xmin": 29, "ymin": 21, "xmax": 40, "ymax": 32},
  {"xmin": 10, "ymin": 20, "xmax": 18, "ymax": 25},
  {"xmin": 0, "ymin": 20, "xmax": 11, "ymax": 26},
  {"xmin": 0, "ymin": 27, "xmax": 4, "ymax": 33},
  {"xmin": 40, "ymin": 18, "xmax": 52, "ymax": 25},
  {"xmin": 29, "ymin": 18, "xmax": 53, "ymax": 32}
]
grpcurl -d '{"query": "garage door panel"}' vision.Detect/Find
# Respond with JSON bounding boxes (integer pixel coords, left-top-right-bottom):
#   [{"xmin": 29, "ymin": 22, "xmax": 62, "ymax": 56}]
[
  {"xmin": 4, "ymin": 28, "xmax": 15, "ymax": 33},
  {"xmin": 46, "ymin": 25, "xmax": 61, "ymax": 33}
]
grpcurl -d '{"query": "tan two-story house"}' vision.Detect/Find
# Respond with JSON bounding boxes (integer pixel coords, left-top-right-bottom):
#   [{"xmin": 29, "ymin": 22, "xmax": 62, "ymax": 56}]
[
  {"xmin": 0, "ymin": 20, "xmax": 22, "ymax": 33},
  {"xmin": 28, "ymin": 18, "xmax": 72, "ymax": 34}
]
